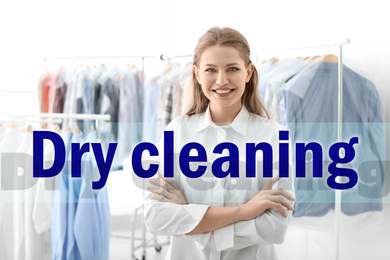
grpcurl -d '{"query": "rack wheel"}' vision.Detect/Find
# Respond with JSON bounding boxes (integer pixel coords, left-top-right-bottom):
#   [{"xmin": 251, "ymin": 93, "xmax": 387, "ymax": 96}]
[
  {"xmin": 155, "ymin": 246, "xmax": 162, "ymax": 252},
  {"xmin": 142, "ymin": 254, "xmax": 146, "ymax": 260}
]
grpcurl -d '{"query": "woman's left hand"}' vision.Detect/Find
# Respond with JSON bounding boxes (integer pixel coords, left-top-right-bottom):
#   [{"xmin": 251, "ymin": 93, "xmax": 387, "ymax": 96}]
[{"xmin": 147, "ymin": 173, "xmax": 188, "ymax": 205}]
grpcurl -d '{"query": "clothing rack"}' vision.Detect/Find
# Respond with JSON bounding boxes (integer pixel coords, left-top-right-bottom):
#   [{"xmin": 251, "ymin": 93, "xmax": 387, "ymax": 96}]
[{"xmin": 260, "ymin": 38, "xmax": 351, "ymax": 260}]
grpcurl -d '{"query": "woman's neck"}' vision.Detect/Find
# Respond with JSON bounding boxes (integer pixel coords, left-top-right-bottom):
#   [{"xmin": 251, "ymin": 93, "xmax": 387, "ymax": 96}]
[{"xmin": 209, "ymin": 103, "xmax": 242, "ymax": 125}]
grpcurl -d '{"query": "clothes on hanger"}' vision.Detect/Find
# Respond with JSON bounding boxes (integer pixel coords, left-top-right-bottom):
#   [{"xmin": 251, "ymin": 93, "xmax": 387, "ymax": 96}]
[
  {"xmin": 38, "ymin": 64, "xmax": 144, "ymax": 169},
  {"xmin": 0, "ymin": 120, "xmax": 112, "ymax": 260},
  {"xmin": 142, "ymin": 80, "xmax": 161, "ymax": 143},
  {"xmin": 258, "ymin": 58, "xmax": 316, "ymax": 122},
  {"xmin": 74, "ymin": 130, "xmax": 110, "ymax": 260},
  {"xmin": 276, "ymin": 60, "xmax": 385, "ymax": 217},
  {"xmin": 51, "ymin": 128, "xmax": 110, "ymax": 260},
  {"xmin": 0, "ymin": 126, "xmax": 22, "ymax": 260},
  {"xmin": 0, "ymin": 126, "xmax": 53, "ymax": 260},
  {"xmin": 117, "ymin": 68, "xmax": 143, "ymax": 166},
  {"xmin": 154, "ymin": 63, "xmax": 193, "ymax": 143}
]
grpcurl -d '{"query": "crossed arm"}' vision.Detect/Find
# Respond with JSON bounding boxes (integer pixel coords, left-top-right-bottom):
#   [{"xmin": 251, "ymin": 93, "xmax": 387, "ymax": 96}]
[{"xmin": 147, "ymin": 173, "xmax": 295, "ymax": 236}]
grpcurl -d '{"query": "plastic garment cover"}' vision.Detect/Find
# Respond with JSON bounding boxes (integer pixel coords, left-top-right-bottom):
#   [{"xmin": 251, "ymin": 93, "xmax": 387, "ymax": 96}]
[
  {"xmin": 74, "ymin": 131, "xmax": 110, "ymax": 260},
  {"xmin": 117, "ymin": 68, "xmax": 143, "ymax": 167},
  {"xmin": 51, "ymin": 130, "xmax": 73, "ymax": 260},
  {"xmin": 278, "ymin": 61, "xmax": 384, "ymax": 217},
  {"xmin": 51, "ymin": 131, "xmax": 110, "ymax": 260}
]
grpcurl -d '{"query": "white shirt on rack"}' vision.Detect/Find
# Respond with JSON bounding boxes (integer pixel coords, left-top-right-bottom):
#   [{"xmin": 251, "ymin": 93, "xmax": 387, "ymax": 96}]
[
  {"xmin": 143, "ymin": 105, "xmax": 294, "ymax": 260},
  {"xmin": 0, "ymin": 127, "xmax": 22, "ymax": 260}
]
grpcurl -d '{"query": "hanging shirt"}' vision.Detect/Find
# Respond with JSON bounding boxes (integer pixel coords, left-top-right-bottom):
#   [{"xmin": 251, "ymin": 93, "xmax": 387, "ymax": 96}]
[
  {"xmin": 156, "ymin": 64, "xmax": 182, "ymax": 138},
  {"xmin": 12, "ymin": 130, "xmax": 51, "ymax": 260},
  {"xmin": 96, "ymin": 67, "xmax": 121, "ymax": 152},
  {"xmin": 257, "ymin": 60, "xmax": 279, "ymax": 100},
  {"xmin": 48, "ymin": 68, "xmax": 62, "ymax": 113},
  {"xmin": 142, "ymin": 80, "xmax": 161, "ymax": 143},
  {"xmin": 117, "ymin": 68, "xmax": 143, "ymax": 166},
  {"xmin": 0, "ymin": 127, "xmax": 22, "ymax": 260},
  {"xmin": 38, "ymin": 70, "xmax": 53, "ymax": 113},
  {"xmin": 65, "ymin": 132, "xmax": 84, "ymax": 260},
  {"xmin": 63, "ymin": 67, "xmax": 84, "ymax": 131},
  {"xmin": 51, "ymin": 69, "xmax": 68, "ymax": 114},
  {"xmin": 51, "ymin": 130, "xmax": 73, "ymax": 260},
  {"xmin": 74, "ymin": 131, "xmax": 110, "ymax": 260},
  {"xmin": 144, "ymin": 105, "xmax": 294, "ymax": 260},
  {"xmin": 172, "ymin": 64, "xmax": 192, "ymax": 119},
  {"xmin": 280, "ymin": 61, "xmax": 385, "ymax": 217},
  {"xmin": 262, "ymin": 58, "xmax": 314, "ymax": 122},
  {"xmin": 32, "ymin": 133, "xmax": 56, "ymax": 249},
  {"xmin": 81, "ymin": 66, "xmax": 103, "ymax": 134},
  {"xmin": 75, "ymin": 67, "xmax": 88, "ymax": 132}
]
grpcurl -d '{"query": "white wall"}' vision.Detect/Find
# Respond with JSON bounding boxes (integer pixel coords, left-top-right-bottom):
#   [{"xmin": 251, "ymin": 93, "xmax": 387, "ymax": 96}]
[
  {"xmin": 1, "ymin": 0, "xmax": 389, "ymax": 259},
  {"xmin": 1, "ymin": 0, "xmax": 389, "ymax": 115}
]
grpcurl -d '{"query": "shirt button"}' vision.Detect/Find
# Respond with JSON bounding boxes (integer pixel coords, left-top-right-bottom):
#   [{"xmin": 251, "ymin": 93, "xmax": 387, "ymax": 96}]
[{"xmin": 231, "ymin": 179, "xmax": 237, "ymax": 185}]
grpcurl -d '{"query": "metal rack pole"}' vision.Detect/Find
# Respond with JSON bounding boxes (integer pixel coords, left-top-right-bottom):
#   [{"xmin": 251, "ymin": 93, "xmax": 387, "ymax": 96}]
[
  {"xmin": 334, "ymin": 42, "xmax": 344, "ymax": 260},
  {"xmin": 44, "ymin": 55, "xmax": 155, "ymax": 60}
]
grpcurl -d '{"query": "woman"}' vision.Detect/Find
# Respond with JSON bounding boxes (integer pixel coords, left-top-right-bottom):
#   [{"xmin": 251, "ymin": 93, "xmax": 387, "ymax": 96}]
[{"xmin": 144, "ymin": 27, "xmax": 295, "ymax": 260}]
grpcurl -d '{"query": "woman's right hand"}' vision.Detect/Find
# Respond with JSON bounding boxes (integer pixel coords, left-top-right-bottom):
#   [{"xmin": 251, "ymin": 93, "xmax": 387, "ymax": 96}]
[{"xmin": 238, "ymin": 176, "xmax": 295, "ymax": 221}]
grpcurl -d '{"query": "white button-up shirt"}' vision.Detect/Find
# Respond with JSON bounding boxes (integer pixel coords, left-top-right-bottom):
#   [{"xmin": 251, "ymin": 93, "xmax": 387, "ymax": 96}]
[{"xmin": 144, "ymin": 105, "xmax": 294, "ymax": 260}]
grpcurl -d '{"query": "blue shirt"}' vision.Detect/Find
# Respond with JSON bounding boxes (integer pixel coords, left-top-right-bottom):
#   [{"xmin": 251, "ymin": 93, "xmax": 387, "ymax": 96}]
[
  {"xmin": 280, "ymin": 62, "xmax": 385, "ymax": 217},
  {"xmin": 66, "ymin": 133, "xmax": 84, "ymax": 260},
  {"xmin": 258, "ymin": 58, "xmax": 314, "ymax": 122},
  {"xmin": 117, "ymin": 68, "xmax": 143, "ymax": 166},
  {"xmin": 142, "ymin": 80, "xmax": 161, "ymax": 143},
  {"xmin": 74, "ymin": 131, "xmax": 110, "ymax": 260},
  {"xmin": 52, "ymin": 130, "xmax": 73, "ymax": 260}
]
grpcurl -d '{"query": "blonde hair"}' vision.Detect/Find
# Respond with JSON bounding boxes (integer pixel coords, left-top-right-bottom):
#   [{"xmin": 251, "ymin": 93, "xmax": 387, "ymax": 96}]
[{"xmin": 186, "ymin": 26, "xmax": 269, "ymax": 118}]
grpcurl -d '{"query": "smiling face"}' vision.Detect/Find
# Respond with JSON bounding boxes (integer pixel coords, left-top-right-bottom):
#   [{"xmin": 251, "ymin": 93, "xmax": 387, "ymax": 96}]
[{"xmin": 193, "ymin": 45, "xmax": 254, "ymax": 115}]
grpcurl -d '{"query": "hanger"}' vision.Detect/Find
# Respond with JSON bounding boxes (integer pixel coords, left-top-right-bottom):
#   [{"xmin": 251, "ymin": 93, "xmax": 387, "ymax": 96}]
[
  {"xmin": 163, "ymin": 62, "xmax": 173, "ymax": 74},
  {"xmin": 129, "ymin": 64, "xmax": 138, "ymax": 70},
  {"xmin": 53, "ymin": 124, "xmax": 61, "ymax": 133},
  {"xmin": 321, "ymin": 54, "xmax": 338, "ymax": 63},
  {"xmin": 269, "ymin": 57, "xmax": 279, "ymax": 65},
  {"xmin": 21, "ymin": 125, "xmax": 33, "ymax": 133},
  {"xmin": 151, "ymin": 62, "xmax": 172, "ymax": 82},
  {"xmin": 310, "ymin": 55, "xmax": 321, "ymax": 60},
  {"xmin": 90, "ymin": 125, "xmax": 95, "ymax": 132},
  {"xmin": 74, "ymin": 126, "xmax": 79, "ymax": 134}
]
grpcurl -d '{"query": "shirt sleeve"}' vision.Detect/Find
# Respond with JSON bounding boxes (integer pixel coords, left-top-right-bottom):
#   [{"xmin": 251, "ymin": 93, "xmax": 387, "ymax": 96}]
[
  {"xmin": 144, "ymin": 194, "xmax": 209, "ymax": 236},
  {"xmin": 213, "ymin": 177, "xmax": 295, "ymax": 251}
]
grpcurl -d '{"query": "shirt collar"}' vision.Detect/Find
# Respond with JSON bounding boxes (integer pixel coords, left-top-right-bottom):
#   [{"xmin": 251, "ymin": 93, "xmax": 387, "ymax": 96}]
[
  {"xmin": 287, "ymin": 60, "xmax": 322, "ymax": 98},
  {"xmin": 196, "ymin": 105, "xmax": 249, "ymax": 136}
]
